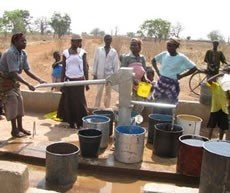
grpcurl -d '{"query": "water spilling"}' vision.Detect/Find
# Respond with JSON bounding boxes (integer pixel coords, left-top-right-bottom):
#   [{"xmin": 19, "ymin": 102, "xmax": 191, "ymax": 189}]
[{"xmin": 171, "ymin": 108, "xmax": 176, "ymax": 131}]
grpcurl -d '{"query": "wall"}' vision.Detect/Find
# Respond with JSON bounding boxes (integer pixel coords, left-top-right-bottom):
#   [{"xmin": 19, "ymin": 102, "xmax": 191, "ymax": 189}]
[{"xmin": 22, "ymin": 90, "xmax": 210, "ymax": 127}]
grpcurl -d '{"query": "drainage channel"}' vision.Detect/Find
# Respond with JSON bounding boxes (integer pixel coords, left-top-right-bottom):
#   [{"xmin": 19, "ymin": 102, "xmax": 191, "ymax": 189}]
[{"xmin": 0, "ymin": 153, "xmax": 199, "ymax": 193}]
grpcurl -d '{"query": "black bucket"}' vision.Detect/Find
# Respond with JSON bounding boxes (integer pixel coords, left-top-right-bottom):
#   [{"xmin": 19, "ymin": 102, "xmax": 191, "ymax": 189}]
[
  {"xmin": 46, "ymin": 142, "xmax": 80, "ymax": 186},
  {"xmin": 78, "ymin": 129, "xmax": 102, "ymax": 158},
  {"xmin": 199, "ymin": 141, "xmax": 230, "ymax": 193},
  {"xmin": 148, "ymin": 114, "xmax": 172, "ymax": 144},
  {"xmin": 93, "ymin": 110, "xmax": 114, "ymax": 136},
  {"xmin": 153, "ymin": 123, "xmax": 183, "ymax": 157}
]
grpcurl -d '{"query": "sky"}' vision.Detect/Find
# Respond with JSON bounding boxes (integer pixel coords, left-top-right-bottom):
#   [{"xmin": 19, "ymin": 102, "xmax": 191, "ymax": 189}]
[{"xmin": 0, "ymin": 0, "xmax": 230, "ymax": 40}]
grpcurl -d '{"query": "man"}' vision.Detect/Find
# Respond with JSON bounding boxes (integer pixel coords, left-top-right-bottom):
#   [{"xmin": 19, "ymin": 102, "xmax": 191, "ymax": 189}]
[
  {"xmin": 93, "ymin": 35, "xmax": 119, "ymax": 108},
  {"xmin": 0, "ymin": 33, "xmax": 45, "ymax": 137},
  {"xmin": 204, "ymin": 40, "xmax": 228, "ymax": 78}
]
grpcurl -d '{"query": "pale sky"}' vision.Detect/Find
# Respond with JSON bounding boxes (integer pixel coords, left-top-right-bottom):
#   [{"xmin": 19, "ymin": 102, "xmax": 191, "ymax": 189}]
[{"xmin": 0, "ymin": 0, "xmax": 230, "ymax": 40}]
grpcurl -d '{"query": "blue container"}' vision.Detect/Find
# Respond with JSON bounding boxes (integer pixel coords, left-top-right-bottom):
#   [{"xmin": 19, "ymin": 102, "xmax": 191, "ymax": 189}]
[
  {"xmin": 82, "ymin": 115, "xmax": 110, "ymax": 148},
  {"xmin": 115, "ymin": 125, "xmax": 146, "ymax": 163},
  {"xmin": 148, "ymin": 114, "xmax": 172, "ymax": 144}
]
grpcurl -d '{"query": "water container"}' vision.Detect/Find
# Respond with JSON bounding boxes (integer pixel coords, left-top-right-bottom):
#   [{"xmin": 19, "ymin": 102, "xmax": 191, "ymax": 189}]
[
  {"xmin": 137, "ymin": 81, "xmax": 152, "ymax": 98},
  {"xmin": 176, "ymin": 114, "xmax": 202, "ymax": 135},
  {"xmin": 46, "ymin": 142, "xmax": 80, "ymax": 186},
  {"xmin": 148, "ymin": 114, "xmax": 172, "ymax": 144},
  {"xmin": 199, "ymin": 83, "xmax": 212, "ymax": 106},
  {"xmin": 78, "ymin": 129, "xmax": 102, "ymax": 158},
  {"xmin": 82, "ymin": 115, "xmax": 110, "ymax": 148},
  {"xmin": 115, "ymin": 125, "xmax": 146, "ymax": 163},
  {"xmin": 177, "ymin": 135, "xmax": 208, "ymax": 177},
  {"xmin": 153, "ymin": 123, "xmax": 183, "ymax": 157},
  {"xmin": 93, "ymin": 110, "xmax": 114, "ymax": 136},
  {"xmin": 199, "ymin": 141, "xmax": 230, "ymax": 193}
]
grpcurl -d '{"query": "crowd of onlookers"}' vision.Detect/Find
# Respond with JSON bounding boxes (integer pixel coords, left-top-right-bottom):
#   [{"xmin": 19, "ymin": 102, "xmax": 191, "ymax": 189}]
[{"xmin": 0, "ymin": 33, "xmax": 229, "ymax": 140}]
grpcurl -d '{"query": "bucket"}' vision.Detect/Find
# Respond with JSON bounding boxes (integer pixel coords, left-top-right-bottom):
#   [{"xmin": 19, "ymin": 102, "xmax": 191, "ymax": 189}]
[
  {"xmin": 199, "ymin": 141, "xmax": 230, "ymax": 193},
  {"xmin": 115, "ymin": 125, "xmax": 146, "ymax": 163},
  {"xmin": 93, "ymin": 110, "xmax": 114, "ymax": 136},
  {"xmin": 82, "ymin": 115, "xmax": 110, "ymax": 148},
  {"xmin": 153, "ymin": 123, "xmax": 183, "ymax": 157},
  {"xmin": 176, "ymin": 114, "xmax": 202, "ymax": 135},
  {"xmin": 46, "ymin": 142, "xmax": 80, "ymax": 186},
  {"xmin": 78, "ymin": 129, "xmax": 102, "ymax": 158},
  {"xmin": 148, "ymin": 114, "xmax": 172, "ymax": 144},
  {"xmin": 177, "ymin": 135, "xmax": 208, "ymax": 177},
  {"xmin": 137, "ymin": 81, "xmax": 152, "ymax": 98},
  {"xmin": 199, "ymin": 83, "xmax": 212, "ymax": 106}
]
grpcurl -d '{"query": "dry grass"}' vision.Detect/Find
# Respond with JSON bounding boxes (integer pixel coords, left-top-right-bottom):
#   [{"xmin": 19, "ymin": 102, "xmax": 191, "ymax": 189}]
[{"xmin": 1, "ymin": 34, "xmax": 230, "ymax": 107}]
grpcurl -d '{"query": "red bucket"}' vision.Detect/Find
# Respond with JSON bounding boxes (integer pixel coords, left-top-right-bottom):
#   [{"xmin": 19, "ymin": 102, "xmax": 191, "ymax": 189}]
[{"xmin": 176, "ymin": 135, "xmax": 208, "ymax": 177}]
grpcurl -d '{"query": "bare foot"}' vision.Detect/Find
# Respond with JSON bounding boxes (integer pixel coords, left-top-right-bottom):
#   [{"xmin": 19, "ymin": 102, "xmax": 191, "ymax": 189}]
[{"xmin": 19, "ymin": 129, "xmax": 31, "ymax": 135}]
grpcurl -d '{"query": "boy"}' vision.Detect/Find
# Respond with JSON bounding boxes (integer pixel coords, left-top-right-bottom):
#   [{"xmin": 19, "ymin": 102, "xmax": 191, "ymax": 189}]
[
  {"xmin": 51, "ymin": 51, "xmax": 62, "ymax": 91},
  {"xmin": 207, "ymin": 67, "xmax": 230, "ymax": 140}
]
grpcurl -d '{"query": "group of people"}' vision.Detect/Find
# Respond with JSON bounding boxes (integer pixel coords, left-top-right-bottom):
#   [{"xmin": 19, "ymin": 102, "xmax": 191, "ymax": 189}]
[{"xmin": 0, "ymin": 32, "xmax": 229, "ymax": 140}]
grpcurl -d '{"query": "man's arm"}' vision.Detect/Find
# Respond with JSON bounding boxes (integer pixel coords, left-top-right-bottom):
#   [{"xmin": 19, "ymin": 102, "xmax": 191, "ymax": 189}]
[
  {"xmin": 92, "ymin": 48, "xmax": 99, "ymax": 79},
  {"xmin": 61, "ymin": 55, "xmax": 66, "ymax": 82}
]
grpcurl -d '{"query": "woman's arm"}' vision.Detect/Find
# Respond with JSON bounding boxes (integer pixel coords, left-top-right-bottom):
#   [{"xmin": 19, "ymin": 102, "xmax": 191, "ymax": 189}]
[
  {"xmin": 61, "ymin": 55, "xmax": 66, "ymax": 82},
  {"xmin": 177, "ymin": 67, "xmax": 197, "ymax": 80},
  {"xmin": 24, "ymin": 69, "xmax": 46, "ymax": 84},
  {"xmin": 151, "ymin": 58, "xmax": 160, "ymax": 77}
]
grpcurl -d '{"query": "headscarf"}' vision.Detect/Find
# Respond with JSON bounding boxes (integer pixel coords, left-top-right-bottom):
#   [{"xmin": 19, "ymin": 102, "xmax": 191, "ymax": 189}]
[{"xmin": 167, "ymin": 38, "xmax": 180, "ymax": 47}]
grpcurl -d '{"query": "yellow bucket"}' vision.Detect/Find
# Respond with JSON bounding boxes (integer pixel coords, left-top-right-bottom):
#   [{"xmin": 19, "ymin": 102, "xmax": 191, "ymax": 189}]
[{"xmin": 137, "ymin": 82, "xmax": 152, "ymax": 98}]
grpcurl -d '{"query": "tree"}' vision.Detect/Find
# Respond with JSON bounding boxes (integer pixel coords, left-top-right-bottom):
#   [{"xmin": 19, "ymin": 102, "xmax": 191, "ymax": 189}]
[
  {"xmin": 1, "ymin": 10, "xmax": 31, "ymax": 34},
  {"xmin": 34, "ymin": 17, "xmax": 49, "ymax": 35},
  {"xmin": 139, "ymin": 18, "xmax": 171, "ymax": 40},
  {"xmin": 90, "ymin": 28, "xmax": 105, "ymax": 37},
  {"xmin": 207, "ymin": 30, "xmax": 224, "ymax": 42},
  {"xmin": 49, "ymin": 13, "xmax": 71, "ymax": 38},
  {"xmin": 127, "ymin": 32, "xmax": 135, "ymax": 38},
  {"xmin": 170, "ymin": 22, "xmax": 184, "ymax": 38}
]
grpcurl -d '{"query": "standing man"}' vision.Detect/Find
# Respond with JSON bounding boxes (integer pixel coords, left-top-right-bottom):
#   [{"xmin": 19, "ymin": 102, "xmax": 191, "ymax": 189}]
[
  {"xmin": 93, "ymin": 35, "xmax": 119, "ymax": 108},
  {"xmin": 0, "ymin": 33, "xmax": 46, "ymax": 137},
  {"xmin": 204, "ymin": 40, "xmax": 228, "ymax": 78}
]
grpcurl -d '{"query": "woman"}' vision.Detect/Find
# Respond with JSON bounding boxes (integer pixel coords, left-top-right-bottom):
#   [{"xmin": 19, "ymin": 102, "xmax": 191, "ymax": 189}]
[
  {"xmin": 57, "ymin": 34, "xmax": 89, "ymax": 129},
  {"xmin": 0, "ymin": 33, "xmax": 46, "ymax": 137},
  {"xmin": 152, "ymin": 38, "xmax": 197, "ymax": 114},
  {"xmin": 121, "ymin": 38, "xmax": 149, "ymax": 114}
]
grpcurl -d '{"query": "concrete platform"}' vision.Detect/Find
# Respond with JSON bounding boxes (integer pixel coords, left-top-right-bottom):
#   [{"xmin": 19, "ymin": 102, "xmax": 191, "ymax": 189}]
[{"xmin": 0, "ymin": 113, "xmax": 205, "ymax": 183}]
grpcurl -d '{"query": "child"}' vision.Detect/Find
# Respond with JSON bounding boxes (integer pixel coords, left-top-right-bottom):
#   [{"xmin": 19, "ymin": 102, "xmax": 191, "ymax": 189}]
[
  {"xmin": 146, "ymin": 66, "xmax": 155, "ymax": 101},
  {"xmin": 207, "ymin": 67, "xmax": 230, "ymax": 140},
  {"xmin": 51, "ymin": 51, "xmax": 62, "ymax": 91}
]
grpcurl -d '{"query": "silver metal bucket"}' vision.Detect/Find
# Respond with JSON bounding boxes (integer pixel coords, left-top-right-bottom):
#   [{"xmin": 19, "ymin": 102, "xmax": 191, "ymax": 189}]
[
  {"xmin": 46, "ymin": 142, "xmax": 80, "ymax": 186},
  {"xmin": 114, "ymin": 125, "xmax": 146, "ymax": 163},
  {"xmin": 82, "ymin": 115, "xmax": 110, "ymax": 148}
]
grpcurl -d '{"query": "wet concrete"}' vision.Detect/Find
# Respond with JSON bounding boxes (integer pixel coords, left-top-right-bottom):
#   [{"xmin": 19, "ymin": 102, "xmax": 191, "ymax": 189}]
[
  {"xmin": 0, "ymin": 113, "xmax": 207, "ymax": 192},
  {"xmin": 26, "ymin": 163, "xmax": 198, "ymax": 193}
]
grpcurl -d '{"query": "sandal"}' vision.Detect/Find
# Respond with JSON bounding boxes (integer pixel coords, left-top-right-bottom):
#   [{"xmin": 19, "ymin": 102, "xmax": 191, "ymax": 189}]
[
  {"xmin": 11, "ymin": 131, "xmax": 25, "ymax": 138},
  {"xmin": 20, "ymin": 129, "xmax": 31, "ymax": 136}
]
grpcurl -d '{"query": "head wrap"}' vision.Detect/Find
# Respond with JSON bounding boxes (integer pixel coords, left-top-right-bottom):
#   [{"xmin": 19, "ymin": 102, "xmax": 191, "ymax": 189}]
[
  {"xmin": 131, "ymin": 38, "xmax": 142, "ymax": 47},
  {"xmin": 71, "ymin": 34, "xmax": 82, "ymax": 40},
  {"xmin": 167, "ymin": 38, "xmax": 180, "ymax": 47}
]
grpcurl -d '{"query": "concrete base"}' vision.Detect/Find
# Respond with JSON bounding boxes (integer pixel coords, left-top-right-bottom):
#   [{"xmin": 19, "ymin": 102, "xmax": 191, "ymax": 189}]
[
  {"xmin": 0, "ymin": 161, "xmax": 29, "ymax": 193},
  {"xmin": 22, "ymin": 90, "xmax": 211, "ymax": 127}
]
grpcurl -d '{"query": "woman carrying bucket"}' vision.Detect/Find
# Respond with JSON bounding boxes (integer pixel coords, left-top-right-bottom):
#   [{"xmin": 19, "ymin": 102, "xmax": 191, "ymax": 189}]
[{"xmin": 151, "ymin": 38, "xmax": 197, "ymax": 115}]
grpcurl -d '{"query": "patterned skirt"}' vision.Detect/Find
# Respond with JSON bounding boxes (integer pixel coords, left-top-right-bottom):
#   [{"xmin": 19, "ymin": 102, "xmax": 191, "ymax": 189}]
[{"xmin": 153, "ymin": 76, "xmax": 180, "ymax": 104}]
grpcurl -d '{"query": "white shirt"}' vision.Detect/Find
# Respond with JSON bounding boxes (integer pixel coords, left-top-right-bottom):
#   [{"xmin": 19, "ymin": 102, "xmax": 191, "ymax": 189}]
[
  {"xmin": 93, "ymin": 47, "xmax": 120, "ymax": 79},
  {"xmin": 63, "ymin": 48, "xmax": 85, "ymax": 78}
]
